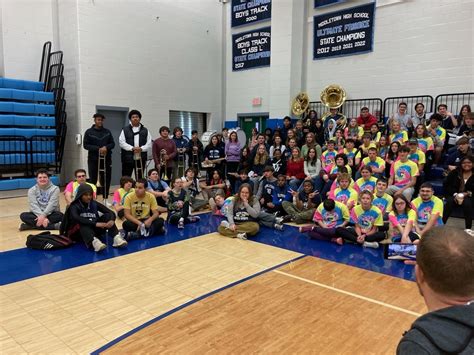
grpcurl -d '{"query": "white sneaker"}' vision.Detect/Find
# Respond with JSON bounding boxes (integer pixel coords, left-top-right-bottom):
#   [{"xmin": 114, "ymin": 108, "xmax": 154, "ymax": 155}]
[
  {"xmin": 178, "ymin": 217, "xmax": 184, "ymax": 229},
  {"xmin": 274, "ymin": 223, "xmax": 284, "ymax": 231},
  {"xmin": 363, "ymin": 241, "xmax": 379, "ymax": 249},
  {"xmin": 464, "ymin": 229, "xmax": 474, "ymax": 237},
  {"xmin": 92, "ymin": 237, "xmax": 106, "ymax": 252},
  {"xmin": 112, "ymin": 234, "xmax": 128, "ymax": 248},
  {"xmin": 275, "ymin": 217, "xmax": 284, "ymax": 225},
  {"xmin": 220, "ymin": 220, "xmax": 230, "ymax": 229},
  {"xmin": 236, "ymin": 232, "xmax": 247, "ymax": 240},
  {"xmin": 103, "ymin": 200, "xmax": 113, "ymax": 208}
]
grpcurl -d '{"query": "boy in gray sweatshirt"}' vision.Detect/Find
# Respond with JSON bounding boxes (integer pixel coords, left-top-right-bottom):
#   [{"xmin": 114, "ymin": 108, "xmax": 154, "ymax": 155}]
[{"xmin": 19, "ymin": 169, "xmax": 63, "ymax": 231}]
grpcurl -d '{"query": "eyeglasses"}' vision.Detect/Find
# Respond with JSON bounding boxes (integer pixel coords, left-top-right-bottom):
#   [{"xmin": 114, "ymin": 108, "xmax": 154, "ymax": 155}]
[{"xmin": 76, "ymin": 175, "xmax": 86, "ymax": 178}]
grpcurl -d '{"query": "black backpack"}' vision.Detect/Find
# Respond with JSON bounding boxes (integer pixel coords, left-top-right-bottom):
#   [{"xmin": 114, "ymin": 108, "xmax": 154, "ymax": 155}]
[{"xmin": 26, "ymin": 231, "xmax": 73, "ymax": 250}]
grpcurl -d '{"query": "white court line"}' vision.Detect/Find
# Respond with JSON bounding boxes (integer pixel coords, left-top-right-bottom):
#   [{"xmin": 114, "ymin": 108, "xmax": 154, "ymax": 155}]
[{"xmin": 273, "ymin": 269, "xmax": 422, "ymax": 317}]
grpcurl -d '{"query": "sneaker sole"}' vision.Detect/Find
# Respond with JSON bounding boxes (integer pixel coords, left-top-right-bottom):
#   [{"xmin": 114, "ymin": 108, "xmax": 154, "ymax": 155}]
[{"xmin": 113, "ymin": 241, "xmax": 128, "ymax": 248}]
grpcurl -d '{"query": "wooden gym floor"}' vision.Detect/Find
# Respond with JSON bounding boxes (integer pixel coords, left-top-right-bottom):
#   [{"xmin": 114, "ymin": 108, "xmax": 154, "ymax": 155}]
[{"xmin": 0, "ymin": 193, "xmax": 454, "ymax": 354}]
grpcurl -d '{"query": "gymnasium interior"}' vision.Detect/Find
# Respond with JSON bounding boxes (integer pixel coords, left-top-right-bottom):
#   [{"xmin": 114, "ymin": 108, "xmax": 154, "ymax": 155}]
[{"xmin": 1, "ymin": 0, "xmax": 473, "ymax": 353}]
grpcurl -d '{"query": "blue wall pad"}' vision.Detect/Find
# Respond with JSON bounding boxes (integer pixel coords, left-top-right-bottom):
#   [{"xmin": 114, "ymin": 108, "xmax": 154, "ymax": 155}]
[
  {"xmin": 0, "ymin": 78, "xmax": 44, "ymax": 91},
  {"xmin": 0, "ymin": 176, "xmax": 59, "ymax": 191}
]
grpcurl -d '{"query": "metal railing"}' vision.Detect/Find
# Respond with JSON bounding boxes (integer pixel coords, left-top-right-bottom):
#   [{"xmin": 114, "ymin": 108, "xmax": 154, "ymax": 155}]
[
  {"xmin": 383, "ymin": 95, "xmax": 434, "ymax": 122},
  {"xmin": 434, "ymin": 93, "xmax": 474, "ymax": 117},
  {"xmin": 309, "ymin": 98, "xmax": 383, "ymax": 122}
]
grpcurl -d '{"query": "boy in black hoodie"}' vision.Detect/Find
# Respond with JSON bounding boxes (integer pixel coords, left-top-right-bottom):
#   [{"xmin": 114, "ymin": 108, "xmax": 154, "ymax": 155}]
[
  {"xmin": 397, "ymin": 227, "xmax": 474, "ymax": 354},
  {"xmin": 61, "ymin": 183, "xmax": 126, "ymax": 252}
]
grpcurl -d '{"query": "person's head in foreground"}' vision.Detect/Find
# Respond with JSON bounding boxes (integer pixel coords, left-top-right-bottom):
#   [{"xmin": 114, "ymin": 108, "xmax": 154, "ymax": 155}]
[{"xmin": 397, "ymin": 226, "xmax": 474, "ymax": 355}]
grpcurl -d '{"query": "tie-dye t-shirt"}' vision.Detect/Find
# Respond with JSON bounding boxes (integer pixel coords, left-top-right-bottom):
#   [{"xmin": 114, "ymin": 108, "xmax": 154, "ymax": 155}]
[
  {"xmin": 328, "ymin": 187, "xmax": 358, "ymax": 206},
  {"xmin": 354, "ymin": 176, "xmax": 378, "ymax": 193},
  {"xmin": 390, "ymin": 160, "xmax": 419, "ymax": 187},
  {"xmin": 388, "ymin": 209, "xmax": 417, "ymax": 228},
  {"xmin": 373, "ymin": 193, "xmax": 393, "ymax": 214},
  {"xmin": 411, "ymin": 196, "xmax": 444, "ymax": 226},
  {"xmin": 417, "ymin": 137, "xmax": 434, "ymax": 153},
  {"xmin": 390, "ymin": 131, "xmax": 408, "ymax": 144},
  {"xmin": 327, "ymin": 164, "xmax": 352, "ymax": 176},
  {"xmin": 313, "ymin": 201, "xmax": 350, "ymax": 228},
  {"xmin": 350, "ymin": 205, "xmax": 384, "ymax": 233},
  {"xmin": 360, "ymin": 156, "xmax": 386, "ymax": 171},
  {"xmin": 321, "ymin": 150, "xmax": 337, "ymax": 165},
  {"xmin": 408, "ymin": 149, "xmax": 426, "ymax": 166}
]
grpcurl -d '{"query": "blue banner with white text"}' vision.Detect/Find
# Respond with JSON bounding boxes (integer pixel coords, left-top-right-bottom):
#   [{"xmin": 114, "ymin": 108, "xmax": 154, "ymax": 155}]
[
  {"xmin": 315, "ymin": 0, "xmax": 346, "ymax": 8},
  {"xmin": 232, "ymin": 27, "xmax": 271, "ymax": 71},
  {"xmin": 231, "ymin": 0, "xmax": 272, "ymax": 28},
  {"xmin": 313, "ymin": 2, "xmax": 375, "ymax": 60}
]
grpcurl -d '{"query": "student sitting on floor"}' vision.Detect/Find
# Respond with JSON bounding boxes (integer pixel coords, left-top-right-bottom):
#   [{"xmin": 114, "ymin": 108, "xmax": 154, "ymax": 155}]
[
  {"xmin": 181, "ymin": 168, "xmax": 208, "ymax": 211},
  {"xmin": 19, "ymin": 169, "xmax": 63, "ymax": 231},
  {"xmin": 201, "ymin": 169, "xmax": 226, "ymax": 201},
  {"xmin": 353, "ymin": 166, "xmax": 378, "ymax": 194},
  {"xmin": 209, "ymin": 192, "xmax": 234, "ymax": 217},
  {"xmin": 411, "ymin": 182, "xmax": 444, "ymax": 238},
  {"xmin": 328, "ymin": 173, "xmax": 358, "ymax": 210},
  {"xmin": 217, "ymin": 183, "xmax": 260, "ymax": 240},
  {"xmin": 64, "ymin": 169, "xmax": 97, "ymax": 205},
  {"xmin": 335, "ymin": 190, "xmax": 385, "ymax": 249},
  {"xmin": 388, "ymin": 195, "xmax": 420, "ymax": 244},
  {"xmin": 123, "ymin": 178, "xmax": 165, "ymax": 238},
  {"xmin": 146, "ymin": 168, "xmax": 170, "ymax": 212},
  {"xmin": 112, "ymin": 176, "xmax": 134, "ymax": 219},
  {"xmin": 167, "ymin": 177, "xmax": 200, "ymax": 229},
  {"xmin": 299, "ymin": 198, "xmax": 349, "ymax": 245},
  {"xmin": 61, "ymin": 183, "xmax": 126, "ymax": 252},
  {"xmin": 282, "ymin": 180, "xmax": 320, "ymax": 224}
]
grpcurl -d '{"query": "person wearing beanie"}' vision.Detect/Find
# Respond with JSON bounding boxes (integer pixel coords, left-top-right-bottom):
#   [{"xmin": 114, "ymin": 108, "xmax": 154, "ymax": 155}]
[{"xmin": 60, "ymin": 183, "xmax": 126, "ymax": 252}]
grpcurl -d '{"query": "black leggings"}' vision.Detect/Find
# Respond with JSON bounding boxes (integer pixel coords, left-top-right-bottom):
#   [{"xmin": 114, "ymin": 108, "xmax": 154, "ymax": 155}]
[
  {"xmin": 20, "ymin": 211, "xmax": 63, "ymax": 229},
  {"xmin": 443, "ymin": 196, "xmax": 473, "ymax": 229},
  {"xmin": 335, "ymin": 227, "xmax": 385, "ymax": 244},
  {"xmin": 168, "ymin": 201, "xmax": 190, "ymax": 225}
]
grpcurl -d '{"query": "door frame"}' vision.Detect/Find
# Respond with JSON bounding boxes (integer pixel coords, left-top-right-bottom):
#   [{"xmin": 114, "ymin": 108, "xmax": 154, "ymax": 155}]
[{"xmin": 237, "ymin": 112, "xmax": 269, "ymax": 137}]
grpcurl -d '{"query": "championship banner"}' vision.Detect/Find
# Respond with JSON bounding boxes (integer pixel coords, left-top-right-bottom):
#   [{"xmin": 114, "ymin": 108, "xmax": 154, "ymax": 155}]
[
  {"xmin": 315, "ymin": 0, "xmax": 346, "ymax": 8},
  {"xmin": 231, "ymin": 0, "xmax": 272, "ymax": 28},
  {"xmin": 232, "ymin": 27, "xmax": 271, "ymax": 71},
  {"xmin": 313, "ymin": 2, "xmax": 375, "ymax": 60}
]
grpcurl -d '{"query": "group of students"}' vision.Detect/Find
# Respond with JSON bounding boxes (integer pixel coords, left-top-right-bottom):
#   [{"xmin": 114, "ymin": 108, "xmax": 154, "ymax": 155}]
[{"xmin": 19, "ymin": 102, "xmax": 473, "ymax": 251}]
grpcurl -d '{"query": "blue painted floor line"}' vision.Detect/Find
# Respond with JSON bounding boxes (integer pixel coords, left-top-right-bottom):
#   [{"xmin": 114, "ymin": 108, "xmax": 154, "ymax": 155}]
[
  {"xmin": 0, "ymin": 213, "xmax": 223, "ymax": 286},
  {"xmin": 0, "ymin": 213, "xmax": 414, "ymax": 286}
]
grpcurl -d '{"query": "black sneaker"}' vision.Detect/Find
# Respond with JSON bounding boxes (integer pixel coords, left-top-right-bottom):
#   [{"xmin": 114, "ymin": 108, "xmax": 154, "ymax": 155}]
[
  {"xmin": 18, "ymin": 222, "xmax": 32, "ymax": 231},
  {"xmin": 281, "ymin": 215, "xmax": 293, "ymax": 223}
]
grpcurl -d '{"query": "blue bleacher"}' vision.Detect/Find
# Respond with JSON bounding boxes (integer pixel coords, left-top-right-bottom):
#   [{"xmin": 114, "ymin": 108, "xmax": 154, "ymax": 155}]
[
  {"xmin": 0, "ymin": 114, "xmax": 55, "ymax": 127},
  {"xmin": 0, "ymin": 78, "xmax": 44, "ymax": 91},
  {"xmin": 0, "ymin": 128, "xmax": 55, "ymax": 137},
  {"xmin": 0, "ymin": 88, "xmax": 54, "ymax": 102},
  {"xmin": 0, "ymin": 102, "xmax": 55, "ymax": 115}
]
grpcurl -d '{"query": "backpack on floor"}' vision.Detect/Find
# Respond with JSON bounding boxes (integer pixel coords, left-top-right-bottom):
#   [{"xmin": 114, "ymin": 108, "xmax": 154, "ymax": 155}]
[{"xmin": 26, "ymin": 231, "xmax": 73, "ymax": 250}]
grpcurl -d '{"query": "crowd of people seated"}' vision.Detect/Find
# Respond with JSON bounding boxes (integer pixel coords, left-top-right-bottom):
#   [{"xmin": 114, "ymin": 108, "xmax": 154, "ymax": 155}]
[{"xmin": 18, "ymin": 103, "xmax": 473, "ymax": 252}]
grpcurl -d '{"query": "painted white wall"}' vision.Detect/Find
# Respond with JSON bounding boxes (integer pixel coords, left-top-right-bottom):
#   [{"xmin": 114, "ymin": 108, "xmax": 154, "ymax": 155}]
[
  {"xmin": 0, "ymin": 0, "xmax": 55, "ymax": 81},
  {"xmin": 306, "ymin": 0, "xmax": 474, "ymax": 102},
  {"xmin": 224, "ymin": 0, "xmax": 473, "ymax": 122},
  {"xmin": 74, "ymin": 0, "xmax": 223, "ymax": 172}
]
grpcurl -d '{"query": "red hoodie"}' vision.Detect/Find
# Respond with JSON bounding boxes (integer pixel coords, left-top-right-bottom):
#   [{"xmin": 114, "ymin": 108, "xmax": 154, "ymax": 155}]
[{"xmin": 357, "ymin": 114, "xmax": 378, "ymax": 130}]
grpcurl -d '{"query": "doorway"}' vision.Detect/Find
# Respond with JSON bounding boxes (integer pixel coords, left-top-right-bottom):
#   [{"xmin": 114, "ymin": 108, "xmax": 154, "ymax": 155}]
[
  {"xmin": 238, "ymin": 114, "xmax": 269, "ymax": 144},
  {"xmin": 96, "ymin": 107, "xmax": 129, "ymax": 187}
]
